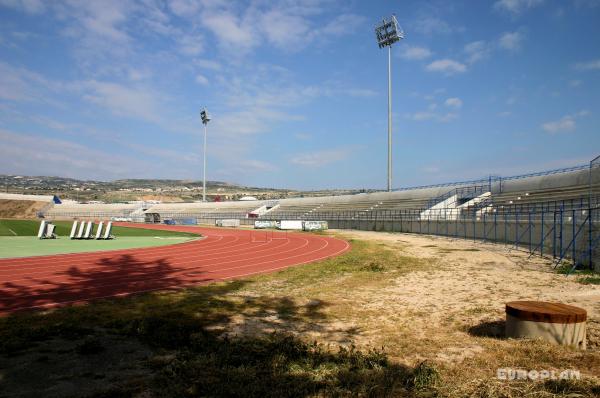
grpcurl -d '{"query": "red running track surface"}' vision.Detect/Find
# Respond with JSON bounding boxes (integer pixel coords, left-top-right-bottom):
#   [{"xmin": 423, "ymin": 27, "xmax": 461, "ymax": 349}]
[{"xmin": 0, "ymin": 223, "xmax": 350, "ymax": 314}]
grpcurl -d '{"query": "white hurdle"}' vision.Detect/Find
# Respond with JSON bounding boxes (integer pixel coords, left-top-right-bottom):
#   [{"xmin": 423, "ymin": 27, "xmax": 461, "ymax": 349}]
[
  {"xmin": 70, "ymin": 220, "xmax": 79, "ymax": 239},
  {"xmin": 83, "ymin": 221, "xmax": 93, "ymax": 239},
  {"xmin": 45, "ymin": 223, "xmax": 56, "ymax": 239},
  {"xmin": 95, "ymin": 221, "xmax": 104, "ymax": 240},
  {"xmin": 102, "ymin": 221, "xmax": 113, "ymax": 240},
  {"xmin": 76, "ymin": 221, "xmax": 86, "ymax": 239},
  {"xmin": 37, "ymin": 220, "xmax": 47, "ymax": 239}
]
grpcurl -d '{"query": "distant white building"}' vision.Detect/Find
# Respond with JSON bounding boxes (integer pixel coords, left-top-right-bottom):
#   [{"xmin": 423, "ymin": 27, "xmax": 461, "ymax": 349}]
[{"xmin": 239, "ymin": 196, "xmax": 258, "ymax": 201}]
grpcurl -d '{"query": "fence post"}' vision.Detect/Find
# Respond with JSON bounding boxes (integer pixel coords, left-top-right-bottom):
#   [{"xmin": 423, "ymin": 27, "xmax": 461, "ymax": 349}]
[
  {"xmin": 559, "ymin": 206, "xmax": 564, "ymax": 260},
  {"xmin": 589, "ymin": 206, "xmax": 594, "ymax": 270},
  {"xmin": 572, "ymin": 209, "xmax": 576, "ymax": 266},
  {"xmin": 553, "ymin": 211, "xmax": 557, "ymax": 259},
  {"xmin": 540, "ymin": 210, "xmax": 545, "ymax": 257},
  {"xmin": 529, "ymin": 211, "xmax": 532, "ymax": 254},
  {"xmin": 515, "ymin": 209, "xmax": 520, "ymax": 249}
]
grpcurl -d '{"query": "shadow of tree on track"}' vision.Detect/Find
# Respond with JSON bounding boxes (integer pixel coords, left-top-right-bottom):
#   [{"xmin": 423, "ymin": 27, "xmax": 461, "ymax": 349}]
[{"xmin": 0, "ymin": 252, "xmax": 209, "ymax": 313}]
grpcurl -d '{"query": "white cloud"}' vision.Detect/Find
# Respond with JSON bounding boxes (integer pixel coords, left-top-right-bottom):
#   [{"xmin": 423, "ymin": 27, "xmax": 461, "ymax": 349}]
[
  {"xmin": 444, "ymin": 97, "xmax": 463, "ymax": 108},
  {"xmin": 238, "ymin": 159, "xmax": 277, "ymax": 172},
  {"xmin": 577, "ymin": 109, "xmax": 590, "ymax": 117},
  {"xmin": 400, "ymin": 46, "xmax": 432, "ymax": 60},
  {"xmin": 168, "ymin": 0, "xmax": 201, "ymax": 17},
  {"xmin": 81, "ymin": 80, "xmax": 164, "ymax": 124},
  {"xmin": 195, "ymin": 74, "xmax": 209, "ymax": 85},
  {"xmin": 499, "ymin": 31, "xmax": 523, "ymax": 51},
  {"xmin": 541, "ymin": 110, "xmax": 588, "ymax": 133},
  {"xmin": 569, "ymin": 79, "xmax": 582, "ymax": 87},
  {"xmin": 413, "ymin": 17, "xmax": 453, "ymax": 35},
  {"xmin": 290, "ymin": 147, "xmax": 354, "ymax": 167},
  {"xmin": 65, "ymin": 1, "xmax": 131, "ymax": 44},
  {"xmin": 260, "ymin": 9, "xmax": 311, "ymax": 50},
  {"xmin": 439, "ymin": 112, "xmax": 458, "ymax": 122},
  {"xmin": 574, "ymin": 59, "xmax": 600, "ymax": 70},
  {"xmin": 494, "ymin": 0, "xmax": 544, "ymax": 15},
  {"xmin": 405, "ymin": 111, "xmax": 458, "ymax": 123},
  {"xmin": 410, "ymin": 111, "xmax": 436, "ymax": 121},
  {"xmin": 542, "ymin": 116, "xmax": 576, "ymax": 133},
  {"xmin": 0, "ymin": 0, "xmax": 45, "ymax": 14},
  {"xmin": 178, "ymin": 34, "xmax": 204, "ymax": 56},
  {"xmin": 422, "ymin": 166, "xmax": 440, "ymax": 173},
  {"xmin": 0, "ymin": 128, "xmax": 150, "ymax": 179},
  {"xmin": 201, "ymin": 10, "xmax": 260, "ymax": 52},
  {"xmin": 464, "ymin": 40, "xmax": 490, "ymax": 64},
  {"xmin": 0, "ymin": 61, "xmax": 65, "ymax": 104},
  {"xmin": 426, "ymin": 59, "xmax": 467, "ymax": 75},
  {"xmin": 319, "ymin": 14, "xmax": 364, "ymax": 36},
  {"xmin": 195, "ymin": 59, "xmax": 221, "ymax": 71},
  {"xmin": 294, "ymin": 133, "xmax": 311, "ymax": 140},
  {"xmin": 127, "ymin": 68, "xmax": 152, "ymax": 81}
]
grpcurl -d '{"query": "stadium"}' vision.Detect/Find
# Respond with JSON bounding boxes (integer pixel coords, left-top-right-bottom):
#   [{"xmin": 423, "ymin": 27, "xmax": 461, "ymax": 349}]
[
  {"xmin": 1, "ymin": 2, "xmax": 600, "ymax": 398},
  {"xmin": 18, "ymin": 159, "xmax": 598, "ymax": 272}
]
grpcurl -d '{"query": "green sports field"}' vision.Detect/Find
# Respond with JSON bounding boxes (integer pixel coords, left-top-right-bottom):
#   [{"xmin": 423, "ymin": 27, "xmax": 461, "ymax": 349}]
[{"xmin": 0, "ymin": 219, "xmax": 199, "ymax": 259}]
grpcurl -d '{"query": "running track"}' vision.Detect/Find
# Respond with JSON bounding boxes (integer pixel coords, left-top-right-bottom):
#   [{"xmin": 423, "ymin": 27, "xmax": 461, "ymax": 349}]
[{"xmin": 0, "ymin": 223, "xmax": 350, "ymax": 314}]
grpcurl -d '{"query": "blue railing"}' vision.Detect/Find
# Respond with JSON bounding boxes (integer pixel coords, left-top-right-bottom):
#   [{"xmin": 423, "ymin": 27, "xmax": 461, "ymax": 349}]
[
  {"xmin": 393, "ymin": 164, "xmax": 590, "ymax": 193},
  {"xmin": 425, "ymin": 185, "xmax": 488, "ymax": 209}
]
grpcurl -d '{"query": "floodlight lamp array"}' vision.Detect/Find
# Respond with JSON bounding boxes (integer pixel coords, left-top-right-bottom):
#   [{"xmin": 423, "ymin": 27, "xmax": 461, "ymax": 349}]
[
  {"xmin": 200, "ymin": 108, "xmax": 211, "ymax": 125},
  {"xmin": 375, "ymin": 15, "xmax": 404, "ymax": 48}
]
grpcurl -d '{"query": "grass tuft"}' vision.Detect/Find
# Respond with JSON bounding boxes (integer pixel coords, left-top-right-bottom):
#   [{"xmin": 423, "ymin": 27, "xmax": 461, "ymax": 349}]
[{"xmin": 410, "ymin": 361, "xmax": 440, "ymax": 391}]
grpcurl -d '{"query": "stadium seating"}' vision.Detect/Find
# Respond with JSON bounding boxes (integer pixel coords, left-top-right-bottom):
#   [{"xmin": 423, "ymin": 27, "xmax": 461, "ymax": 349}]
[
  {"xmin": 144, "ymin": 201, "xmax": 266, "ymax": 221},
  {"xmin": 45, "ymin": 203, "xmax": 143, "ymax": 220}
]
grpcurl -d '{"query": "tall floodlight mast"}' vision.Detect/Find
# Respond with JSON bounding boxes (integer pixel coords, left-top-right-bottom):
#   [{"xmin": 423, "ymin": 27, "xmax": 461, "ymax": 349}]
[
  {"xmin": 375, "ymin": 15, "xmax": 404, "ymax": 192},
  {"xmin": 200, "ymin": 108, "xmax": 211, "ymax": 202}
]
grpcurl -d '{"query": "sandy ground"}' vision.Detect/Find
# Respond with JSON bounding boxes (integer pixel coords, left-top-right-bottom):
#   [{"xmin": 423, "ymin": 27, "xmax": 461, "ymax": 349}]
[
  {"xmin": 226, "ymin": 229, "xmax": 600, "ymax": 376},
  {"xmin": 0, "ymin": 200, "xmax": 48, "ymax": 219},
  {"xmin": 338, "ymin": 230, "xmax": 600, "ymax": 319}
]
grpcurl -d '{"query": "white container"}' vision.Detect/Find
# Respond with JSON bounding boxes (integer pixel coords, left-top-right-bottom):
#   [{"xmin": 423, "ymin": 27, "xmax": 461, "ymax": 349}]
[
  {"xmin": 254, "ymin": 220, "xmax": 278, "ymax": 229},
  {"xmin": 279, "ymin": 220, "xmax": 303, "ymax": 230},
  {"xmin": 303, "ymin": 221, "xmax": 328, "ymax": 231},
  {"xmin": 216, "ymin": 219, "xmax": 240, "ymax": 227}
]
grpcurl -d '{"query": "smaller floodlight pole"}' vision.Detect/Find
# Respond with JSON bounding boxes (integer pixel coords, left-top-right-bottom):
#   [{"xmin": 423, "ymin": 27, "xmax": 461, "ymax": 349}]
[
  {"xmin": 375, "ymin": 15, "xmax": 404, "ymax": 192},
  {"xmin": 200, "ymin": 108, "xmax": 211, "ymax": 202}
]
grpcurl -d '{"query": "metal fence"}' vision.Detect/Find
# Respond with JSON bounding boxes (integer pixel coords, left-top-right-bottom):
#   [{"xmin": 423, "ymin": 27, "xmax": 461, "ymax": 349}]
[{"xmin": 266, "ymin": 206, "xmax": 600, "ymax": 272}]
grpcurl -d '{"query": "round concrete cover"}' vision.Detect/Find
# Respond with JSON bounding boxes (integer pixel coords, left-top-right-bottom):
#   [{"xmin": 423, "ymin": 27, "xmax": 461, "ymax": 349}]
[{"xmin": 506, "ymin": 301, "xmax": 587, "ymax": 324}]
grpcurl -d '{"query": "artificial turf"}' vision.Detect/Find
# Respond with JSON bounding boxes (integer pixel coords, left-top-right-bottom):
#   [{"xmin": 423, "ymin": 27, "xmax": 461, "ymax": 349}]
[
  {"xmin": 0, "ymin": 219, "xmax": 197, "ymax": 238},
  {"xmin": 0, "ymin": 236, "xmax": 195, "ymax": 259},
  {"xmin": 0, "ymin": 219, "xmax": 200, "ymax": 259}
]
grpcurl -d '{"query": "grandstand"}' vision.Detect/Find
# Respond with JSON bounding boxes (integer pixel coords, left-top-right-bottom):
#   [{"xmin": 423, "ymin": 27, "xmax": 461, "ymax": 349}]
[
  {"xmin": 143, "ymin": 200, "xmax": 268, "ymax": 222},
  {"xmin": 45, "ymin": 203, "xmax": 144, "ymax": 221},
  {"xmin": 29, "ymin": 158, "xmax": 599, "ymax": 270}
]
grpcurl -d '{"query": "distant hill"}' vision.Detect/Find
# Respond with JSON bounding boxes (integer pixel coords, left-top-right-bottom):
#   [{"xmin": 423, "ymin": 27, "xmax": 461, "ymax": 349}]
[{"xmin": 0, "ymin": 174, "xmax": 375, "ymax": 202}]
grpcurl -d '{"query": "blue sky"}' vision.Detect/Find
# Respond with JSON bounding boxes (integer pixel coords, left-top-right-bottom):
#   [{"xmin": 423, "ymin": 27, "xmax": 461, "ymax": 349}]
[{"xmin": 0, "ymin": 0, "xmax": 598, "ymax": 190}]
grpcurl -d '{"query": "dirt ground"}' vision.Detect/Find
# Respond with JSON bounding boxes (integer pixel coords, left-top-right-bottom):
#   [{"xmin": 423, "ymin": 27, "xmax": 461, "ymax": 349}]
[
  {"xmin": 224, "ymin": 230, "xmax": 600, "ymax": 388},
  {"xmin": 0, "ymin": 200, "xmax": 48, "ymax": 219},
  {"xmin": 337, "ymin": 230, "xmax": 600, "ymax": 320}
]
